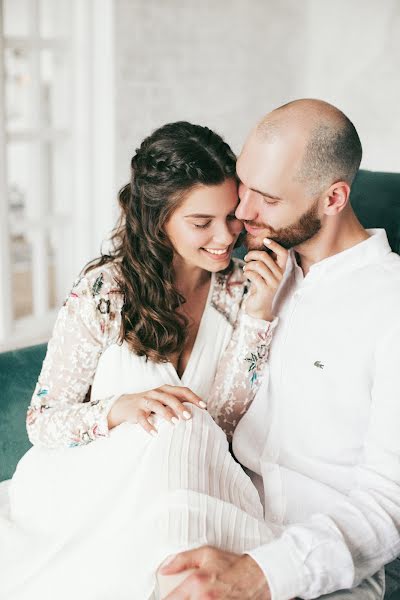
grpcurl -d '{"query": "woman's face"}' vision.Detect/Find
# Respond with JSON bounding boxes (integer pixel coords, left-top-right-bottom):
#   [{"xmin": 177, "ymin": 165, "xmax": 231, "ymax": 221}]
[{"xmin": 164, "ymin": 178, "xmax": 243, "ymax": 272}]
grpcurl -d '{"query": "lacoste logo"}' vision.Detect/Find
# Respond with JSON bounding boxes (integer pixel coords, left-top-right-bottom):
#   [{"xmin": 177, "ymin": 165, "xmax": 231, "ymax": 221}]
[{"xmin": 314, "ymin": 361, "xmax": 324, "ymax": 369}]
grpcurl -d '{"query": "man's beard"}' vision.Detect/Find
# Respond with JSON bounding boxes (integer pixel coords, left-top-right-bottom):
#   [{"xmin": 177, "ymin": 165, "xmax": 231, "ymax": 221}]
[{"xmin": 244, "ymin": 198, "xmax": 322, "ymax": 251}]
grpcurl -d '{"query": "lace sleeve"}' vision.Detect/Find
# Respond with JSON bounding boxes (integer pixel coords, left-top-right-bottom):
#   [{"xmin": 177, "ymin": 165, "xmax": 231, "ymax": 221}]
[
  {"xmin": 207, "ymin": 301, "xmax": 278, "ymax": 442},
  {"xmin": 26, "ymin": 268, "xmax": 124, "ymax": 449}
]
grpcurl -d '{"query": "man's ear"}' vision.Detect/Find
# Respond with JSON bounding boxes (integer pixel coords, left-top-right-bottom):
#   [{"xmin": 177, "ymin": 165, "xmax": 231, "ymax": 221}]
[{"xmin": 324, "ymin": 181, "xmax": 351, "ymax": 215}]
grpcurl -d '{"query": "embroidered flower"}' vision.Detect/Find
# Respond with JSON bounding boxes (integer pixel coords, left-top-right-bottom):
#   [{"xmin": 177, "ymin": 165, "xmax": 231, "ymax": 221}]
[
  {"xmin": 36, "ymin": 386, "xmax": 49, "ymax": 398},
  {"xmin": 97, "ymin": 298, "xmax": 110, "ymax": 315},
  {"xmin": 92, "ymin": 274, "xmax": 104, "ymax": 296}
]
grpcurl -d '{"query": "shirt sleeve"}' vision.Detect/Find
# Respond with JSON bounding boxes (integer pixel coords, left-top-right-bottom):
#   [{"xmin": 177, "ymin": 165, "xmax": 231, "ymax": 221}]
[
  {"xmin": 26, "ymin": 269, "xmax": 124, "ymax": 449},
  {"xmin": 207, "ymin": 297, "xmax": 278, "ymax": 442},
  {"xmin": 247, "ymin": 321, "xmax": 400, "ymax": 600}
]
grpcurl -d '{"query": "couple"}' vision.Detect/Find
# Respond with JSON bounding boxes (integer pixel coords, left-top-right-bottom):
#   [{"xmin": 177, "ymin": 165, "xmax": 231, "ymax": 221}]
[{"xmin": 1, "ymin": 99, "xmax": 399, "ymax": 600}]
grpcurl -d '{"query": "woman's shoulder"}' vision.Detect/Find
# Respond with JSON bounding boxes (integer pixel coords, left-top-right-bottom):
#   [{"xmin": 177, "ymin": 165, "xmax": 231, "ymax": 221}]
[
  {"xmin": 211, "ymin": 258, "xmax": 248, "ymax": 325},
  {"xmin": 73, "ymin": 261, "xmax": 122, "ymax": 294},
  {"xmin": 67, "ymin": 261, "xmax": 124, "ymax": 313}
]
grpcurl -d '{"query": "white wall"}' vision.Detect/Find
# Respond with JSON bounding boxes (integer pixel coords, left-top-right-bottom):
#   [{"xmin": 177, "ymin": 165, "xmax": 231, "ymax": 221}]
[
  {"xmin": 302, "ymin": 0, "xmax": 400, "ymax": 173},
  {"xmin": 114, "ymin": 0, "xmax": 308, "ymax": 186},
  {"xmin": 113, "ymin": 0, "xmax": 400, "ymax": 188}
]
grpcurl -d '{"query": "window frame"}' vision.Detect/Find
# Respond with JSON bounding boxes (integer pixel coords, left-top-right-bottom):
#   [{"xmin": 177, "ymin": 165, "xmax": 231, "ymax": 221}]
[{"xmin": 0, "ymin": 0, "xmax": 115, "ymax": 352}]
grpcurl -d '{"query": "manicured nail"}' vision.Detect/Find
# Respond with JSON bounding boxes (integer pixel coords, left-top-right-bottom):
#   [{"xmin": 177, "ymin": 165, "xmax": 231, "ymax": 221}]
[
  {"xmin": 183, "ymin": 411, "xmax": 191, "ymax": 420},
  {"xmin": 199, "ymin": 401, "xmax": 207, "ymax": 408},
  {"xmin": 150, "ymin": 429, "xmax": 157, "ymax": 437},
  {"xmin": 263, "ymin": 238, "xmax": 271, "ymax": 245},
  {"xmin": 242, "ymin": 265, "xmax": 246, "ymax": 271},
  {"xmin": 171, "ymin": 417, "xmax": 179, "ymax": 425}
]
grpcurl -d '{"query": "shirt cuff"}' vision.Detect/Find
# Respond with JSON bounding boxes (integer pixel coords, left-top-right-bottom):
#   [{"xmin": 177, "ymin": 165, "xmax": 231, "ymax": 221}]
[
  {"xmin": 246, "ymin": 535, "xmax": 310, "ymax": 600},
  {"xmin": 92, "ymin": 393, "xmax": 122, "ymax": 437}
]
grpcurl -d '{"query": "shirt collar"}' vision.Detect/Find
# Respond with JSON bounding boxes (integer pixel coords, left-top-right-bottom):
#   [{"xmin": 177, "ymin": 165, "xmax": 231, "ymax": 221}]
[{"xmin": 289, "ymin": 229, "xmax": 392, "ymax": 284}]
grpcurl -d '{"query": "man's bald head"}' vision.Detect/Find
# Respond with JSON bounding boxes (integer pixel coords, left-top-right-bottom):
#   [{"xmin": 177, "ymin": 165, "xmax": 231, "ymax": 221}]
[{"xmin": 256, "ymin": 99, "xmax": 362, "ymax": 194}]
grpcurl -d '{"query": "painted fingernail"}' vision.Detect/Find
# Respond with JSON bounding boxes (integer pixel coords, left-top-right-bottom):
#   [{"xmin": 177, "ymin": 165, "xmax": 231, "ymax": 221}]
[
  {"xmin": 150, "ymin": 429, "xmax": 157, "ymax": 437},
  {"xmin": 263, "ymin": 238, "xmax": 271, "ymax": 245},
  {"xmin": 199, "ymin": 401, "xmax": 207, "ymax": 408},
  {"xmin": 171, "ymin": 416, "xmax": 179, "ymax": 425},
  {"xmin": 183, "ymin": 411, "xmax": 191, "ymax": 420}
]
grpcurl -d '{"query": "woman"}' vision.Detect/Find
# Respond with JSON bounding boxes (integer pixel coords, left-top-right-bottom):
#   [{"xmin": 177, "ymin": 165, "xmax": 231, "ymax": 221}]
[{"xmin": 0, "ymin": 122, "xmax": 284, "ymax": 599}]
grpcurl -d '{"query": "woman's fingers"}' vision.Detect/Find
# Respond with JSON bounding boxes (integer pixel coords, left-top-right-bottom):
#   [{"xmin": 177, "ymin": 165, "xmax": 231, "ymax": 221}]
[
  {"xmin": 141, "ymin": 390, "xmax": 187, "ymax": 421},
  {"xmin": 137, "ymin": 412, "xmax": 158, "ymax": 436},
  {"xmin": 243, "ymin": 260, "xmax": 279, "ymax": 290},
  {"xmin": 142, "ymin": 386, "xmax": 206, "ymax": 422},
  {"xmin": 160, "ymin": 385, "xmax": 206, "ymax": 409},
  {"xmin": 243, "ymin": 270, "xmax": 266, "ymax": 291},
  {"xmin": 263, "ymin": 238, "xmax": 289, "ymax": 270},
  {"xmin": 244, "ymin": 250, "xmax": 282, "ymax": 280}
]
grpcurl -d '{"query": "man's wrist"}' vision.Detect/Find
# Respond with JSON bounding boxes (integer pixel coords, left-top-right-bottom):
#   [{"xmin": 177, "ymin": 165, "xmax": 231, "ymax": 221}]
[{"xmin": 240, "ymin": 554, "xmax": 271, "ymax": 599}]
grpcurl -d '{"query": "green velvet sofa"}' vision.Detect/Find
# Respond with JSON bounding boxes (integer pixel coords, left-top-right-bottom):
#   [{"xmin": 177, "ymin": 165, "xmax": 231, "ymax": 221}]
[{"xmin": 1, "ymin": 169, "xmax": 400, "ymax": 599}]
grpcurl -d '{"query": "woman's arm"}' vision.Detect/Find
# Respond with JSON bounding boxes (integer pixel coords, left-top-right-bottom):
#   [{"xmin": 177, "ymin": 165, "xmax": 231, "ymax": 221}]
[
  {"xmin": 206, "ymin": 305, "xmax": 277, "ymax": 441},
  {"xmin": 207, "ymin": 241, "xmax": 287, "ymax": 440},
  {"xmin": 26, "ymin": 269, "xmax": 124, "ymax": 449}
]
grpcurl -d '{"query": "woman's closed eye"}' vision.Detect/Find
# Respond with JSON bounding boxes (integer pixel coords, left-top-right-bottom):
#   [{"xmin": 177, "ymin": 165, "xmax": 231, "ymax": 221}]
[
  {"xmin": 193, "ymin": 221, "xmax": 211, "ymax": 229},
  {"xmin": 192, "ymin": 214, "xmax": 238, "ymax": 229}
]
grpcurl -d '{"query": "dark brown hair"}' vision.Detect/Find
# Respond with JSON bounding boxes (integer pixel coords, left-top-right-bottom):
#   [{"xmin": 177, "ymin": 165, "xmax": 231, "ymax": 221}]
[{"xmin": 85, "ymin": 121, "xmax": 237, "ymax": 362}]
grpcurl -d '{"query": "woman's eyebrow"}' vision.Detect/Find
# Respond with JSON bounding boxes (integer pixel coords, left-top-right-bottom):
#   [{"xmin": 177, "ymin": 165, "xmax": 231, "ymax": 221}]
[{"xmin": 184, "ymin": 213, "xmax": 214, "ymax": 218}]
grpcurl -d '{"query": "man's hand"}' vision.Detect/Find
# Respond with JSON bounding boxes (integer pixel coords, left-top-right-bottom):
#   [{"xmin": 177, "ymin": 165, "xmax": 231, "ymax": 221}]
[{"xmin": 159, "ymin": 545, "xmax": 271, "ymax": 599}]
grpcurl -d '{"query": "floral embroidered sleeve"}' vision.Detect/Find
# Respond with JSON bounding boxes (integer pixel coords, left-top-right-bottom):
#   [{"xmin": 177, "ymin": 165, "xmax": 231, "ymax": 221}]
[
  {"xmin": 26, "ymin": 267, "xmax": 124, "ymax": 449},
  {"xmin": 206, "ymin": 261, "xmax": 278, "ymax": 441}
]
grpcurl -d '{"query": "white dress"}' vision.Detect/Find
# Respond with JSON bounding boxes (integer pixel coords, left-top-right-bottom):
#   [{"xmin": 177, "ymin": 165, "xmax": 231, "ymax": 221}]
[{"xmin": 0, "ymin": 260, "xmax": 277, "ymax": 600}]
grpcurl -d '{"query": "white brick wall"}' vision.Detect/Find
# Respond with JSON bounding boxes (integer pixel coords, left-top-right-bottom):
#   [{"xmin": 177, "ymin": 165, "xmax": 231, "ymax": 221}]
[
  {"xmin": 114, "ymin": 0, "xmax": 308, "ymax": 186},
  {"xmin": 114, "ymin": 0, "xmax": 400, "ymax": 188}
]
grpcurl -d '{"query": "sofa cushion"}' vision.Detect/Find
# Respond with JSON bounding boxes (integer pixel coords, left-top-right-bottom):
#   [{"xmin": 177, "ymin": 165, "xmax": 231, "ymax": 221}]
[
  {"xmin": 350, "ymin": 170, "xmax": 400, "ymax": 254},
  {"xmin": 0, "ymin": 343, "xmax": 47, "ymax": 481}
]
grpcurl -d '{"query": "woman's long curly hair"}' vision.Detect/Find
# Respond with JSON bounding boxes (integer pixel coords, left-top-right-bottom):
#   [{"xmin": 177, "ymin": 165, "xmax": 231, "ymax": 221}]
[{"xmin": 85, "ymin": 121, "xmax": 237, "ymax": 363}]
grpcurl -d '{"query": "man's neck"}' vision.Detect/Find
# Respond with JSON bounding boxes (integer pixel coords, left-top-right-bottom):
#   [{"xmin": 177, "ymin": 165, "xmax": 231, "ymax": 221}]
[{"xmin": 295, "ymin": 212, "xmax": 370, "ymax": 276}]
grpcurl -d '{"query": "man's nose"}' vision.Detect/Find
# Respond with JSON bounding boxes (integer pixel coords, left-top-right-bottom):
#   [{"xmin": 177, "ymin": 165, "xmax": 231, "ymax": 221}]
[{"xmin": 235, "ymin": 188, "xmax": 257, "ymax": 221}]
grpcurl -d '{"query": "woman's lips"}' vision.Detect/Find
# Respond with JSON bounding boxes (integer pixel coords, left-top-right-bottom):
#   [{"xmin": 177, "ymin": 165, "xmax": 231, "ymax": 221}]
[{"xmin": 201, "ymin": 246, "xmax": 231, "ymax": 261}]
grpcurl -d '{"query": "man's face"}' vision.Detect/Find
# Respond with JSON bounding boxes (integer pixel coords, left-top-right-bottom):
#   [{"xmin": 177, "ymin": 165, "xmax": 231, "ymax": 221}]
[{"xmin": 235, "ymin": 131, "xmax": 323, "ymax": 250}]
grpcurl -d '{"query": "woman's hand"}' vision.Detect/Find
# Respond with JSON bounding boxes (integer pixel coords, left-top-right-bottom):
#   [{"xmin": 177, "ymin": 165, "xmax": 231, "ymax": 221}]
[
  {"xmin": 243, "ymin": 238, "xmax": 288, "ymax": 321},
  {"xmin": 107, "ymin": 385, "xmax": 206, "ymax": 435}
]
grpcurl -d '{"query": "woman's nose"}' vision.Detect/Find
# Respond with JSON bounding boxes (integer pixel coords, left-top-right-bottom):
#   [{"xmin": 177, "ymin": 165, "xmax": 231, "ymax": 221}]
[{"xmin": 214, "ymin": 223, "xmax": 235, "ymax": 246}]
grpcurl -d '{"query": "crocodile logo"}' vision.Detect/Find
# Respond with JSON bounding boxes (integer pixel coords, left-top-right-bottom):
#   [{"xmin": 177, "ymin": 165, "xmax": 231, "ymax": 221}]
[{"xmin": 314, "ymin": 361, "xmax": 324, "ymax": 369}]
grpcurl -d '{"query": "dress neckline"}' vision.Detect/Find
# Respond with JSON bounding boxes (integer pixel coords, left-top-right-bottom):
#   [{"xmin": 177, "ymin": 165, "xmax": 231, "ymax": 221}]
[{"xmin": 167, "ymin": 271, "xmax": 215, "ymax": 384}]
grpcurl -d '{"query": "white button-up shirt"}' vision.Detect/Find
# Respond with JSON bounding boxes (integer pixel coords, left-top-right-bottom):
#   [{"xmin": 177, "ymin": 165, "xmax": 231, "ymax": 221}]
[{"xmin": 233, "ymin": 229, "xmax": 400, "ymax": 599}]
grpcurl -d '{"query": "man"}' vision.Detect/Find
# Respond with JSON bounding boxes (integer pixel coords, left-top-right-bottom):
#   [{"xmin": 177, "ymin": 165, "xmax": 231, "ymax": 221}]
[{"xmin": 159, "ymin": 99, "xmax": 400, "ymax": 598}]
